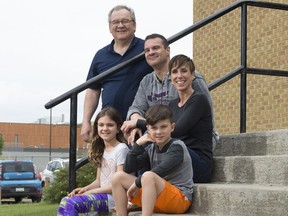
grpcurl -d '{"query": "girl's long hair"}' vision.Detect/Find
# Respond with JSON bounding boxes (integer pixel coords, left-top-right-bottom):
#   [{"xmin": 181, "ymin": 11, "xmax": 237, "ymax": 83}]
[{"xmin": 88, "ymin": 107, "xmax": 126, "ymax": 168}]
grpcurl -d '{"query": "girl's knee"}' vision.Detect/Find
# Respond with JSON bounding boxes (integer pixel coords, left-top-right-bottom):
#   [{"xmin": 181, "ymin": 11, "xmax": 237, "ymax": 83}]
[{"xmin": 111, "ymin": 170, "xmax": 125, "ymax": 183}]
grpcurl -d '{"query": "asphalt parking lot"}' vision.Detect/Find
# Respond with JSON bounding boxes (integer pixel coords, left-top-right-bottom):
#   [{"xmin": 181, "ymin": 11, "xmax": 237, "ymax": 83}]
[{"xmin": 1, "ymin": 198, "xmax": 32, "ymax": 204}]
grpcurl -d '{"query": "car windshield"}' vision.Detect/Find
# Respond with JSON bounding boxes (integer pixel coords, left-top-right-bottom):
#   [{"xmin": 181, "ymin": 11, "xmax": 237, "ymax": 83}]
[
  {"xmin": 3, "ymin": 161, "xmax": 34, "ymax": 173},
  {"xmin": 63, "ymin": 161, "xmax": 69, "ymax": 168}
]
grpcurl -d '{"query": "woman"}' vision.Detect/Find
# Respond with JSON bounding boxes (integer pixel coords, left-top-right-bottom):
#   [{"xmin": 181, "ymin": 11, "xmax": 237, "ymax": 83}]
[{"xmin": 168, "ymin": 54, "xmax": 213, "ymax": 183}]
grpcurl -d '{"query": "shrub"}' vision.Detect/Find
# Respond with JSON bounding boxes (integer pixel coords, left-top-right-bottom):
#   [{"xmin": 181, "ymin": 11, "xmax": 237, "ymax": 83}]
[{"xmin": 43, "ymin": 162, "xmax": 97, "ymax": 203}]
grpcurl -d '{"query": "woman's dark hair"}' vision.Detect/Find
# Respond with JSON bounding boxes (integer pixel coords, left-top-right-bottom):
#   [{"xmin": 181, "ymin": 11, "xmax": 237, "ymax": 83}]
[
  {"xmin": 88, "ymin": 107, "xmax": 126, "ymax": 168},
  {"xmin": 169, "ymin": 54, "xmax": 195, "ymax": 75}
]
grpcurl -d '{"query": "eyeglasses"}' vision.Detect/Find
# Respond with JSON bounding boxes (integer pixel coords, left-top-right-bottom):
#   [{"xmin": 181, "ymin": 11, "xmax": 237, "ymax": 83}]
[{"xmin": 110, "ymin": 19, "xmax": 134, "ymax": 26}]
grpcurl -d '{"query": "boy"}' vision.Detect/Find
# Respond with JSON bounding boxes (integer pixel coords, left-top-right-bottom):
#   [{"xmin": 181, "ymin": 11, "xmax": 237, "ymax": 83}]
[{"xmin": 111, "ymin": 104, "xmax": 193, "ymax": 216}]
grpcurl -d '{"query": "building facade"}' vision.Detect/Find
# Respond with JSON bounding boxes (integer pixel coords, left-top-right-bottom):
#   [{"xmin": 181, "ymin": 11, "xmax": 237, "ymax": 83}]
[
  {"xmin": 0, "ymin": 122, "xmax": 86, "ymax": 150},
  {"xmin": 194, "ymin": 0, "xmax": 288, "ymax": 135}
]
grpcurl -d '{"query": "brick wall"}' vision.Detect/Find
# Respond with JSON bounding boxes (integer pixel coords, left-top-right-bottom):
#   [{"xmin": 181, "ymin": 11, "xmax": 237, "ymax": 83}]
[
  {"xmin": 193, "ymin": 0, "xmax": 288, "ymax": 134},
  {"xmin": 0, "ymin": 122, "xmax": 86, "ymax": 150}
]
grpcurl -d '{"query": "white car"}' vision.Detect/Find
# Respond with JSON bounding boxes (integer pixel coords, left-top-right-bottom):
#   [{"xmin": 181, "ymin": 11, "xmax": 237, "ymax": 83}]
[{"xmin": 41, "ymin": 158, "xmax": 69, "ymax": 187}]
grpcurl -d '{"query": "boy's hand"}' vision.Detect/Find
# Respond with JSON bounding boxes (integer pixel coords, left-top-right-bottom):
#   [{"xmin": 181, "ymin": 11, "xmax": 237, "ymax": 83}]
[
  {"xmin": 136, "ymin": 133, "xmax": 154, "ymax": 146},
  {"xmin": 127, "ymin": 182, "xmax": 139, "ymax": 201}
]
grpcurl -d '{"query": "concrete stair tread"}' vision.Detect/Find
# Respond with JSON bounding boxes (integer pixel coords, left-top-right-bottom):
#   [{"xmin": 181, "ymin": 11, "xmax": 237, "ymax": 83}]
[
  {"xmin": 128, "ymin": 212, "xmax": 200, "ymax": 216},
  {"xmin": 192, "ymin": 183, "xmax": 288, "ymax": 215},
  {"xmin": 194, "ymin": 182, "xmax": 288, "ymax": 190},
  {"xmin": 214, "ymin": 129, "xmax": 288, "ymax": 156},
  {"xmin": 212, "ymin": 154, "xmax": 288, "ymax": 185},
  {"xmin": 214, "ymin": 154, "xmax": 288, "ymax": 159}
]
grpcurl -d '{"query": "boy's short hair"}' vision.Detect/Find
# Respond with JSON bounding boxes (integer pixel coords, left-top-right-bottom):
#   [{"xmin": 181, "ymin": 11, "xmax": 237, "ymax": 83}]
[{"xmin": 145, "ymin": 104, "xmax": 173, "ymax": 126}]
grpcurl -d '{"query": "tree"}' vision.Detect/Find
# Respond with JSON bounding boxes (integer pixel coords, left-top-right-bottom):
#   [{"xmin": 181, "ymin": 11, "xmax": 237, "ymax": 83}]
[
  {"xmin": 0, "ymin": 134, "xmax": 3, "ymax": 156},
  {"xmin": 43, "ymin": 162, "xmax": 96, "ymax": 203}
]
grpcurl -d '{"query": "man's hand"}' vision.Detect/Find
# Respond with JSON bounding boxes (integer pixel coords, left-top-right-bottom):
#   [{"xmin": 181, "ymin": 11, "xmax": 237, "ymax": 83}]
[
  {"xmin": 81, "ymin": 122, "xmax": 92, "ymax": 143},
  {"xmin": 121, "ymin": 119, "xmax": 138, "ymax": 133}
]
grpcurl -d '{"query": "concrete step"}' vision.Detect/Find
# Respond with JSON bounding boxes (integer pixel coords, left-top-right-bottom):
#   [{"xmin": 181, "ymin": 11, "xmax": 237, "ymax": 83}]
[
  {"xmin": 212, "ymin": 155, "xmax": 288, "ymax": 185},
  {"xmin": 192, "ymin": 183, "xmax": 288, "ymax": 216},
  {"xmin": 128, "ymin": 212, "xmax": 199, "ymax": 216},
  {"xmin": 214, "ymin": 129, "xmax": 288, "ymax": 156},
  {"xmin": 126, "ymin": 130, "xmax": 288, "ymax": 216}
]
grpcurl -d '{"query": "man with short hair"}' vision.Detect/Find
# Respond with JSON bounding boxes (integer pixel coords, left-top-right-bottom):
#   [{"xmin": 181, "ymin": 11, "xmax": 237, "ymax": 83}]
[
  {"xmin": 121, "ymin": 33, "xmax": 218, "ymax": 148},
  {"xmin": 81, "ymin": 5, "xmax": 153, "ymax": 143}
]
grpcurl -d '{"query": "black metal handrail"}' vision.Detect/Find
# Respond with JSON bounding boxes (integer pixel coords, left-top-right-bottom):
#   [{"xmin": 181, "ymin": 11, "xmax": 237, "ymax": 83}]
[{"xmin": 45, "ymin": 0, "xmax": 288, "ymax": 191}]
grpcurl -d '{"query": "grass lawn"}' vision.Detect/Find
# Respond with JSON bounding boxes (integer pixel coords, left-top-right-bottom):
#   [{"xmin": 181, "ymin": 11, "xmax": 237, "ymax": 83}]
[{"xmin": 0, "ymin": 202, "xmax": 59, "ymax": 216}]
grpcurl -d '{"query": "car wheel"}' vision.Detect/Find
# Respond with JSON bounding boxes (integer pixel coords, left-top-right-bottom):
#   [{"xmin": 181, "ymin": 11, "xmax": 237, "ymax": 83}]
[
  {"xmin": 32, "ymin": 197, "xmax": 42, "ymax": 203},
  {"xmin": 15, "ymin": 197, "xmax": 22, "ymax": 203}
]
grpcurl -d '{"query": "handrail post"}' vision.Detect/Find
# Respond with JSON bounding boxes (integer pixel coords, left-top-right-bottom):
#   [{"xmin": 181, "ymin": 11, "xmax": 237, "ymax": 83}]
[
  {"xmin": 240, "ymin": 2, "xmax": 248, "ymax": 133},
  {"xmin": 69, "ymin": 93, "xmax": 78, "ymax": 192}
]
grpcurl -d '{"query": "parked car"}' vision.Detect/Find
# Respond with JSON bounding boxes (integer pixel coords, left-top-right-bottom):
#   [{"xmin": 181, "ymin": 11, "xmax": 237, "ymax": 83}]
[
  {"xmin": 0, "ymin": 160, "xmax": 42, "ymax": 203},
  {"xmin": 41, "ymin": 158, "xmax": 69, "ymax": 187}
]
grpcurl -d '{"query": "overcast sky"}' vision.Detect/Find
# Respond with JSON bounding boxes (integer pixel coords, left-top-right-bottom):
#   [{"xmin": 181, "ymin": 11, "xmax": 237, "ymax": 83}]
[{"xmin": 0, "ymin": 0, "xmax": 193, "ymax": 124}]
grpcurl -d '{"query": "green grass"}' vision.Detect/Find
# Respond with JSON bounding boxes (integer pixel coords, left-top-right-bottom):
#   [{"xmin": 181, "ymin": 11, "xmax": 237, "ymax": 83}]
[{"xmin": 0, "ymin": 202, "xmax": 59, "ymax": 216}]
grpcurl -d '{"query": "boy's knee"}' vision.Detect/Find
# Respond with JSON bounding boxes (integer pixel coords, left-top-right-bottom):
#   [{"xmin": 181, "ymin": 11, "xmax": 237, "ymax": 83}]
[{"xmin": 141, "ymin": 171, "xmax": 156, "ymax": 183}]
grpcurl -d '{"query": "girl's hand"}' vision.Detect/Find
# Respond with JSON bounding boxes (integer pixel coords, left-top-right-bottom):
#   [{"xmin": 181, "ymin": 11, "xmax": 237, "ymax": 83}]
[
  {"xmin": 68, "ymin": 187, "xmax": 87, "ymax": 197},
  {"xmin": 78, "ymin": 187, "xmax": 88, "ymax": 194}
]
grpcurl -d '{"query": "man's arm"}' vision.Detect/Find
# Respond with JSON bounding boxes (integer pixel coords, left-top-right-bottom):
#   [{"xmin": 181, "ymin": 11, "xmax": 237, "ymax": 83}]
[
  {"xmin": 126, "ymin": 76, "xmax": 150, "ymax": 120},
  {"xmin": 81, "ymin": 88, "xmax": 101, "ymax": 142},
  {"xmin": 121, "ymin": 76, "xmax": 150, "ymax": 143}
]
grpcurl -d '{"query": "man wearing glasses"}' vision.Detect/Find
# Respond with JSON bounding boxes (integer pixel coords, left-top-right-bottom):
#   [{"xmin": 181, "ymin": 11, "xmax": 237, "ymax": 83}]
[{"xmin": 81, "ymin": 5, "xmax": 153, "ymax": 142}]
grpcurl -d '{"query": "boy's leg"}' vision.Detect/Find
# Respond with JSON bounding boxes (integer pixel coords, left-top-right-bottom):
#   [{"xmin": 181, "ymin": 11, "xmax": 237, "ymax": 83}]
[
  {"xmin": 140, "ymin": 171, "xmax": 165, "ymax": 216},
  {"xmin": 111, "ymin": 171, "xmax": 136, "ymax": 216},
  {"xmin": 154, "ymin": 181, "xmax": 191, "ymax": 214},
  {"xmin": 130, "ymin": 171, "xmax": 191, "ymax": 214}
]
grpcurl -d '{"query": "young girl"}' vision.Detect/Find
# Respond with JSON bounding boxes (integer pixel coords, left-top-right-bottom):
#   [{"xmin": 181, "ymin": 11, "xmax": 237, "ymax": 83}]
[{"xmin": 57, "ymin": 107, "xmax": 129, "ymax": 216}]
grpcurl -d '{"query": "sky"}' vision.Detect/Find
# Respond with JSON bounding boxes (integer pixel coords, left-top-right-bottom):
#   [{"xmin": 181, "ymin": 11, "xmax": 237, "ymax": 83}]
[{"xmin": 0, "ymin": 0, "xmax": 193, "ymax": 124}]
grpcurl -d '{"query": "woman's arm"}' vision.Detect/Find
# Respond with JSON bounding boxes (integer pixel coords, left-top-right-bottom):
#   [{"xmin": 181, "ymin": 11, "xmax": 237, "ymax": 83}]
[{"xmin": 171, "ymin": 93, "xmax": 210, "ymax": 137}]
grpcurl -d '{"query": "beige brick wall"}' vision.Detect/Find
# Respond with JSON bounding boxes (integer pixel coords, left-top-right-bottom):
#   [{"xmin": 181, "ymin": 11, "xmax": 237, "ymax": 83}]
[{"xmin": 194, "ymin": 0, "xmax": 288, "ymax": 135}]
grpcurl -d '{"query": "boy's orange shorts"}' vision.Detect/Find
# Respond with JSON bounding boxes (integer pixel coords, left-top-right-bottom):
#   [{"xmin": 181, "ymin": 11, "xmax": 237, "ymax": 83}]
[{"xmin": 130, "ymin": 180, "xmax": 192, "ymax": 214}]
